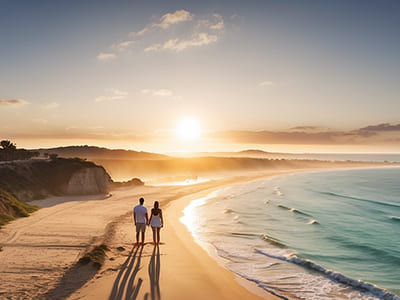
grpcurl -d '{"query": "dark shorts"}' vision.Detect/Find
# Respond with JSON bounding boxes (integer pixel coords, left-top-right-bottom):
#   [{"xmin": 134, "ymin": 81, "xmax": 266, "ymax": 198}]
[{"xmin": 135, "ymin": 223, "xmax": 146, "ymax": 233}]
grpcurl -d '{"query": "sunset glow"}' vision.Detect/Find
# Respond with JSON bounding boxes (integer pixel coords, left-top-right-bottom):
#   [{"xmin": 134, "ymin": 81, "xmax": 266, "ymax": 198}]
[
  {"xmin": 177, "ymin": 118, "xmax": 201, "ymax": 141},
  {"xmin": 1, "ymin": 2, "xmax": 400, "ymax": 153}
]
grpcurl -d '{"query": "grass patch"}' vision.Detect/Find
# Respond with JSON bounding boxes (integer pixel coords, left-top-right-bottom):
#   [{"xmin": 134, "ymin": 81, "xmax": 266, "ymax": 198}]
[
  {"xmin": 0, "ymin": 190, "xmax": 40, "ymax": 227},
  {"xmin": 78, "ymin": 244, "xmax": 109, "ymax": 269},
  {"xmin": 6, "ymin": 194, "xmax": 40, "ymax": 217},
  {"xmin": 0, "ymin": 213, "xmax": 16, "ymax": 228}
]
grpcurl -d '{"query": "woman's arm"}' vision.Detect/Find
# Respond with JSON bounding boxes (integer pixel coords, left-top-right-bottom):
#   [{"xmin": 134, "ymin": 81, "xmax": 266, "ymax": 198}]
[{"xmin": 160, "ymin": 210, "xmax": 164, "ymax": 227}]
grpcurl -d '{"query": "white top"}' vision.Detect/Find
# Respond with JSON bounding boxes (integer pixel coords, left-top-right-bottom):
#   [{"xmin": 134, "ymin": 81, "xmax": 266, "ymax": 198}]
[{"xmin": 133, "ymin": 204, "xmax": 148, "ymax": 223}]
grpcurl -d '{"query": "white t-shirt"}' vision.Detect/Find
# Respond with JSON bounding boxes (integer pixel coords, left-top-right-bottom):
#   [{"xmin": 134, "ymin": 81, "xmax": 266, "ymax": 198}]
[{"xmin": 133, "ymin": 204, "xmax": 148, "ymax": 223}]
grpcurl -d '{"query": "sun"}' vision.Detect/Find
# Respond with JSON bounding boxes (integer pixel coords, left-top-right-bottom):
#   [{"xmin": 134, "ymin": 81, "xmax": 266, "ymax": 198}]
[{"xmin": 177, "ymin": 118, "xmax": 201, "ymax": 141}]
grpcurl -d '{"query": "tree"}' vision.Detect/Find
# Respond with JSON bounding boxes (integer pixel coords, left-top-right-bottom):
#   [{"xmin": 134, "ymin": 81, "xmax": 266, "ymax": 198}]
[{"xmin": 0, "ymin": 140, "xmax": 17, "ymax": 152}]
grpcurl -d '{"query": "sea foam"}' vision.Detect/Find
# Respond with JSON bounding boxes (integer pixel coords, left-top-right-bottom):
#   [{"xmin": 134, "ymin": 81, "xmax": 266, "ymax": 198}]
[{"xmin": 255, "ymin": 249, "xmax": 400, "ymax": 300}]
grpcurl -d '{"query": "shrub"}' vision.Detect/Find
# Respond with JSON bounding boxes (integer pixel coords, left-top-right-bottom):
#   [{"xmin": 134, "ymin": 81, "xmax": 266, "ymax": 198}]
[
  {"xmin": 0, "ymin": 213, "xmax": 16, "ymax": 228},
  {"xmin": 78, "ymin": 244, "xmax": 109, "ymax": 269}
]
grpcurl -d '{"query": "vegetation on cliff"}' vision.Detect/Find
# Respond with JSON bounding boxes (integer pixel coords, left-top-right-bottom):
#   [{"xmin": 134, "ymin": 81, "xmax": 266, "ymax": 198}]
[
  {"xmin": 35, "ymin": 145, "xmax": 168, "ymax": 160},
  {"xmin": 0, "ymin": 189, "xmax": 39, "ymax": 228},
  {"xmin": 0, "ymin": 140, "xmax": 40, "ymax": 161}
]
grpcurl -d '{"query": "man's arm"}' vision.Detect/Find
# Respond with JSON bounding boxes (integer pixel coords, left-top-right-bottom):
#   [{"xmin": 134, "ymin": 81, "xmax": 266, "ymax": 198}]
[
  {"xmin": 133, "ymin": 212, "xmax": 136, "ymax": 225},
  {"xmin": 145, "ymin": 212, "xmax": 149, "ymax": 225}
]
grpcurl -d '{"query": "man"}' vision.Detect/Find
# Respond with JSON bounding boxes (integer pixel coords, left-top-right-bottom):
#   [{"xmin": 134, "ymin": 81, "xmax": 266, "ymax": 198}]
[{"xmin": 133, "ymin": 197, "xmax": 148, "ymax": 245}]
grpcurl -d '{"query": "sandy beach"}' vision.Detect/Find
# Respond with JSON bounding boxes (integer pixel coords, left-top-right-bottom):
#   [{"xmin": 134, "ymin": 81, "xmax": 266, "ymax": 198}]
[
  {"xmin": 0, "ymin": 169, "xmax": 301, "ymax": 300},
  {"xmin": 0, "ymin": 166, "xmax": 374, "ymax": 300},
  {"xmin": 68, "ymin": 175, "xmax": 285, "ymax": 300}
]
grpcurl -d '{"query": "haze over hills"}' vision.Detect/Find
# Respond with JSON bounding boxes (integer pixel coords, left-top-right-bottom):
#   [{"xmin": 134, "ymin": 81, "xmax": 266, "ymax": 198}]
[
  {"xmin": 34, "ymin": 145, "xmax": 169, "ymax": 160},
  {"xmin": 171, "ymin": 149, "xmax": 400, "ymax": 162}
]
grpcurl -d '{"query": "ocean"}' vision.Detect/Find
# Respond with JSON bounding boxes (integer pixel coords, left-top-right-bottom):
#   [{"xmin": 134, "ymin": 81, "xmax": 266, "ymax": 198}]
[{"xmin": 181, "ymin": 167, "xmax": 400, "ymax": 300}]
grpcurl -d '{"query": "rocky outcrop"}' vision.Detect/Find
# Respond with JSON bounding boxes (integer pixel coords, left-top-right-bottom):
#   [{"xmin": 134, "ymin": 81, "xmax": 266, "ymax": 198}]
[
  {"xmin": 111, "ymin": 177, "xmax": 144, "ymax": 188},
  {"xmin": 64, "ymin": 167, "xmax": 111, "ymax": 195}
]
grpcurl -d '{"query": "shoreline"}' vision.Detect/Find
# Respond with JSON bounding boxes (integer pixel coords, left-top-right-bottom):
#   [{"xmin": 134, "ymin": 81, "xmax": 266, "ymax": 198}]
[
  {"xmin": 0, "ymin": 165, "xmax": 396, "ymax": 299},
  {"xmin": 177, "ymin": 167, "xmax": 400, "ymax": 300}
]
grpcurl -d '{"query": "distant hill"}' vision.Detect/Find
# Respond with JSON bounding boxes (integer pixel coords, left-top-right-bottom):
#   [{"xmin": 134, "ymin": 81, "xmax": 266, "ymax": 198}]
[
  {"xmin": 170, "ymin": 149, "xmax": 400, "ymax": 163},
  {"xmin": 170, "ymin": 149, "xmax": 280, "ymax": 158},
  {"xmin": 238, "ymin": 149, "xmax": 272, "ymax": 156},
  {"xmin": 35, "ymin": 145, "xmax": 169, "ymax": 160}
]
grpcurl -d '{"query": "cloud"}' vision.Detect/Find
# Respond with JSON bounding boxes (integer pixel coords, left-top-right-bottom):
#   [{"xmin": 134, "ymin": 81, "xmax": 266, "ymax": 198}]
[
  {"xmin": 209, "ymin": 14, "xmax": 224, "ymax": 30},
  {"xmin": 358, "ymin": 123, "xmax": 400, "ymax": 132},
  {"xmin": 112, "ymin": 40, "xmax": 134, "ymax": 51},
  {"xmin": 145, "ymin": 32, "xmax": 218, "ymax": 52},
  {"xmin": 0, "ymin": 99, "xmax": 28, "ymax": 107},
  {"xmin": 143, "ymin": 44, "xmax": 162, "ymax": 52},
  {"xmin": 9, "ymin": 126, "xmax": 150, "ymax": 142},
  {"xmin": 141, "ymin": 89, "xmax": 173, "ymax": 97},
  {"xmin": 97, "ymin": 52, "xmax": 117, "ymax": 61},
  {"xmin": 129, "ymin": 10, "xmax": 193, "ymax": 37},
  {"xmin": 259, "ymin": 81, "xmax": 275, "ymax": 87},
  {"xmin": 210, "ymin": 123, "xmax": 400, "ymax": 145},
  {"xmin": 215, "ymin": 130, "xmax": 344, "ymax": 145},
  {"xmin": 196, "ymin": 14, "xmax": 224, "ymax": 31},
  {"xmin": 130, "ymin": 28, "xmax": 149, "ymax": 37},
  {"xmin": 155, "ymin": 10, "xmax": 193, "ymax": 29},
  {"xmin": 95, "ymin": 89, "xmax": 128, "ymax": 102},
  {"xmin": 290, "ymin": 126, "xmax": 329, "ymax": 132},
  {"xmin": 102, "ymin": 10, "xmax": 223, "ymax": 58},
  {"xmin": 41, "ymin": 102, "xmax": 59, "ymax": 109}
]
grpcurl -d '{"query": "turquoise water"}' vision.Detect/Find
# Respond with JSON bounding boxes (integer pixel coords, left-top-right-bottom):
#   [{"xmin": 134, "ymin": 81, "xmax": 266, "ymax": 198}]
[{"xmin": 181, "ymin": 168, "xmax": 400, "ymax": 300}]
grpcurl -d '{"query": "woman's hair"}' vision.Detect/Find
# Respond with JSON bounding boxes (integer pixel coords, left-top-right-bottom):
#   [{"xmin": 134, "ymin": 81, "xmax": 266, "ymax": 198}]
[{"xmin": 154, "ymin": 201, "xmax": 159, "ymax": 209}]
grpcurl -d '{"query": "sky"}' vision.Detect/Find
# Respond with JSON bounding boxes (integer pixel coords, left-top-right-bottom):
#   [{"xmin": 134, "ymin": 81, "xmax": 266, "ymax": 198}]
[{"xmin": 1, "ymin": 0, "xmax": 400, "ymax": 153}]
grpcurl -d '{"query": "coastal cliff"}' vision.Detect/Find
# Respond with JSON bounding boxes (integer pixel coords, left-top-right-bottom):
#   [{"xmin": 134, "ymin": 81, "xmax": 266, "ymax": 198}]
[
  {"xmin": 63, "ymin": 166, "xmax": 111, "ymax": 195},
  {"xmin": 0, "ymin": 158, "xmax": 112, "ymax": 226},
  {"xmin": 0, "ymin": 158, "xmax": 112, "ymax": 201}
]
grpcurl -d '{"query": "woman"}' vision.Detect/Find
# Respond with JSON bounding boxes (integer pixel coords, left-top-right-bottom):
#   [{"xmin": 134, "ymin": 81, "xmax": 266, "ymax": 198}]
[{"xmin": 148, "ymin": 201, "xmax": 163, "ymax": 245}]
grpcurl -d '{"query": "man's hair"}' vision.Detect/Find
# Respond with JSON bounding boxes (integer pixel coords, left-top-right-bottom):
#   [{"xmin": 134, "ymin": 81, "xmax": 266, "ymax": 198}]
[{"xmin": 139, "ymin": 197, "xmax": 144, "ymax": 204}]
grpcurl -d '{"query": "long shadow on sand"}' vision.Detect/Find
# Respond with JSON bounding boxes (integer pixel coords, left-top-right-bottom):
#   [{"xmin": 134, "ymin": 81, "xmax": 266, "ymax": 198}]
[
  {"xmin": 109, "ymin": 244, "xmax": 144, "ymax": 300},
  {"xmin": 147, "ymin": 245, "xmax": 161, "ymax": 300},
  {"xmin": 44, "ymin": 261, "xmax": 98, "ymax": 299}
]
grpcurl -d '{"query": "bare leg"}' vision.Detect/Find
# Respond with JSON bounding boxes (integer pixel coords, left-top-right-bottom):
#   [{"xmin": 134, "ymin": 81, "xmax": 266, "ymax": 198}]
[
  {"xmin": 141, "ymin": 231, "xmax": 145, "ymax": 245},
  {"xmin": 136, "ymin": 231, "xmax": 139, "ymax": 245},
  {"xmin": 152, "ymin": 227, "xmax": 156, "ymax": 244},
  {"xmin": 156, "ymin": 228, "xmax": 160, "ymax": 245}
]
